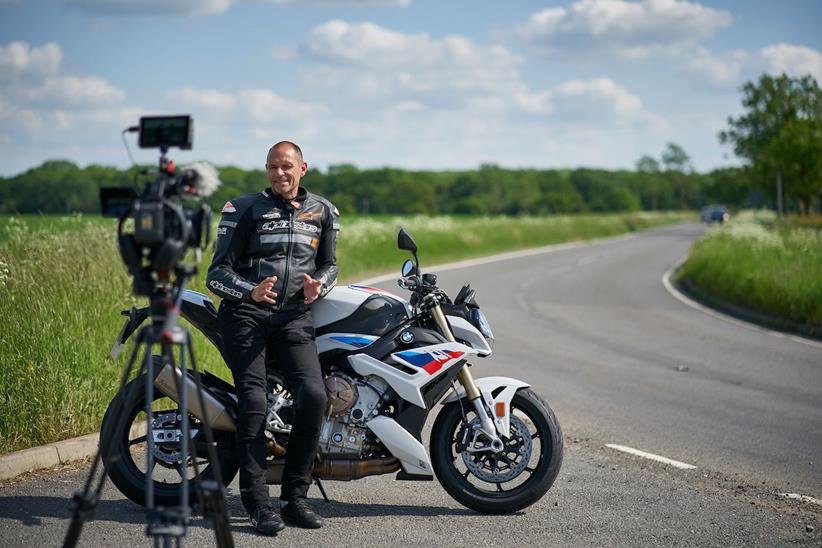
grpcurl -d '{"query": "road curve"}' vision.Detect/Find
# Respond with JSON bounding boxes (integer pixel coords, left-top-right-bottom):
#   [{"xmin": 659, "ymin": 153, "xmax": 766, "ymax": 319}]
[{"xmin": 413, "ymin": 222, "xmax": 821, "ymax": 494}]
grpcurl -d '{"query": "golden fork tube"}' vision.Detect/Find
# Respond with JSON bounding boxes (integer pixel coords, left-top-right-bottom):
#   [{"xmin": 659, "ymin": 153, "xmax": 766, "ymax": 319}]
[{"xmin": 429, "ymin": 303, "xmax": 481, "ymax": 401}]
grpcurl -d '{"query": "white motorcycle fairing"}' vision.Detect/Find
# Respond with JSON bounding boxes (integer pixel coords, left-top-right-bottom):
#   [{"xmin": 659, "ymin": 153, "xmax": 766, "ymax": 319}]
[
  {"xmin": 442, "ymin": 376, "xmax": 530, "ymax": 438},
  {"xmin": 446, "ymin": 315, "xmax": 492, "ymax": 356},
  {"xmin": 348, "ymin": 342, "xmax": 478, "ymax": 408},
  {"xmin": 365, "ymin": 416, "xmax": 433, "ymax": 476}
]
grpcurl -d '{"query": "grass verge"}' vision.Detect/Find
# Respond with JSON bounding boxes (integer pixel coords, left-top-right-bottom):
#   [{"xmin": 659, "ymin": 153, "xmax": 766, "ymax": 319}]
[
  {"xmin": 0, "ymin": 211, "xmax": 690, "ymax": 454},
  {"xmin": 676, "ymin": 211, "xmax": 822, "ymax": 337}
]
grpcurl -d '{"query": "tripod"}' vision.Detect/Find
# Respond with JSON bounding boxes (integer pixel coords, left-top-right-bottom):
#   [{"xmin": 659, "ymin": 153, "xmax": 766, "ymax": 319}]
[{"xmin": 64, "ymin": 266, "xmax": 234, "ymax": 548}]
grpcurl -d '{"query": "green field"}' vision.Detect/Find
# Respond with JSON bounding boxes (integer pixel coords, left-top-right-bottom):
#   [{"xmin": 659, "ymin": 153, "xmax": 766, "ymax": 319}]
[
  {"xmin": 677, "ymin": 211, "xmax": 822, "ymax": 335},
  {"xmin": 0, "ymin": 211, "xmax": 690, "ymax": 454}
]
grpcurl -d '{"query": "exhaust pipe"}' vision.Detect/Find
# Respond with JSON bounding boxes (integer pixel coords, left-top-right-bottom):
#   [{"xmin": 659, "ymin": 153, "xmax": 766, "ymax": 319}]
[
  {"xmin": 265, "ymin": 458, "xmax": 400, "ymax": 484},
  {"xmin": 153, "ymin": 363, "xmax": 237, "ymax": 432},
  {"xmin": 313, "ymin": 457, "xmax": 401, "ymax": 480}
]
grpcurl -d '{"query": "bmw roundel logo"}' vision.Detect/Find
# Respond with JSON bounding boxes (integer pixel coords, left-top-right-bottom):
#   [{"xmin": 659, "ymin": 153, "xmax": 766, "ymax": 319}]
[{"xmin": 400, "ymin": 331, "xmax": 414, "ymax": 344}]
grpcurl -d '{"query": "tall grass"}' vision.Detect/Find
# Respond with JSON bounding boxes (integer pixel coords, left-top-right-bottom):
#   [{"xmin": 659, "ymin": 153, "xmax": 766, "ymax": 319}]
[
  {"xmin": 0, "ymin": 211, "xmax": 690, "ymax": 454},
  {"xmin": 677, "ymin": 211, "xmax": 822, "ymax": 331}
]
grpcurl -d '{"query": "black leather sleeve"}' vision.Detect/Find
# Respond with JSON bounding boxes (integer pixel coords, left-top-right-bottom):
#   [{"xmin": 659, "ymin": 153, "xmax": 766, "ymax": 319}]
[
  {"xmin": 206, "ymin": 202, "xmax": 257, "ymax": 302},
  {"xmin": 313, "ymin": 201, "xmax": 339, "ymax": 298}
]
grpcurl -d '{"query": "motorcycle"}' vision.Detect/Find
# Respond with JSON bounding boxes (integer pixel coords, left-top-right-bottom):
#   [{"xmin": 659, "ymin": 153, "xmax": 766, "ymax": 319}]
[{"xmin": 100, "ymin": 228, "xmax": 563, "ymax": 514}]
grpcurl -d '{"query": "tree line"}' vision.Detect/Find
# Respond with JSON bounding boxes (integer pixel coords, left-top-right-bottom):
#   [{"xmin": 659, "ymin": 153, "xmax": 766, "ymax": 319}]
[
  {"xmin": 1, "ymin": 73, "xmax": 819, "ymax": 216},
  {"xmin": 0, "ymin": 155, "xmax": 756, "ymax": 216}
]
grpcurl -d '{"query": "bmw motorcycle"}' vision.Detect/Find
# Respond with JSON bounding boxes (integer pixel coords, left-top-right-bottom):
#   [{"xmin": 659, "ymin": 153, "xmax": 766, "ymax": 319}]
[{"xmin": 100, "ymin": 228, "xmax": 563, "ymax": 514}]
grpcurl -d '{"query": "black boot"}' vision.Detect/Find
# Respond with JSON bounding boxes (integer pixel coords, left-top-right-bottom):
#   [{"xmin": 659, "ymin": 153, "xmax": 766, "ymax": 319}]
[
  {"xmin": 281, "ymin": 498, "xmax": 324, "ymax": 529},
  {"xmin": 249, "ymin": 504, "xmax": 285, "ymax": 536}
]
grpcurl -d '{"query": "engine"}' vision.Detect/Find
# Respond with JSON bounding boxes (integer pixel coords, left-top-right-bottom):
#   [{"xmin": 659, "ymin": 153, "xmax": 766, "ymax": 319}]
[{"xmin": 317, "ymin": 373, "xmax": 390, "ymax": 457}]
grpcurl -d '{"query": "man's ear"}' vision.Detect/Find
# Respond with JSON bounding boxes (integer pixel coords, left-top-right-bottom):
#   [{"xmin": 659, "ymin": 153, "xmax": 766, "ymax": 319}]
[{"xmin": 301, "ymin": 162, "xmax": 308, "ymax": 176}]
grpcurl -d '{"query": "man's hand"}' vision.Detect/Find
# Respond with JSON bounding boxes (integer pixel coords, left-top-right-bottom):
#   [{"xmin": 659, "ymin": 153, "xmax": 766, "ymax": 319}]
[
  {"xmin": 303, "ymin": 274, "xmax": 322, "ymax": 304},
  {"xmin": 251, "ymin": 276, "xmax": 278, "ymax": 305}
]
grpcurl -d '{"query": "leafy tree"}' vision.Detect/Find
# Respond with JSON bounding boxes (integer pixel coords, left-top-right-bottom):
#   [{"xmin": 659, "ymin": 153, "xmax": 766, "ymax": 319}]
[
  {"xmin": 719, "ymin": 73, "xmax": 822, "ymax": 212},
  {"xmin": 661, "ymin": 143, "xmax": 693, "ymax": 173},
  {"xmin": 636, "ymin": 155, "xmax": 660, "ymax": 173}
]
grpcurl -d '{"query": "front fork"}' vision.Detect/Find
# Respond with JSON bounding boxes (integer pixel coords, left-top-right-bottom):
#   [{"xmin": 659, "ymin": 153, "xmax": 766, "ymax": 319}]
[{"xmin": 429, "ymin": 303, "xmax": 504, "ymax": 452}]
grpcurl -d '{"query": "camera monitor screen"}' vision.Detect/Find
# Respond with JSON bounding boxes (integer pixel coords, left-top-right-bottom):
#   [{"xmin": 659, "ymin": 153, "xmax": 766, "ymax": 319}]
[{"xmin": 139, "ymin": 115, "xmax": 193, "ymax": 150}]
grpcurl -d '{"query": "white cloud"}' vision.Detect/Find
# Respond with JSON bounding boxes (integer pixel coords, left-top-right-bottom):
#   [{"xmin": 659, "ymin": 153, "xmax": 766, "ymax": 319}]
[
  {"xmin": 301, "ymin": 20, "xmax": 551, "ymax": 114},
  {"xmin": 168, "ymin": 86, "xmax": 324, "ymax": 123},
  {"xmin": 518, "ymin": 0, "xmax": 732, "ymax": 58},
  {"xmin": 681, "ymin": 47, "xmax": 748, "ymax": 89},
  {"xmin": 679, "ymin": 43, "xmax": 822, "ymax": 90},
  {"xmin": 22, "ymin": 75, "xmax": 125, "ymax": 106},
  {"xmin": 0, "ymin": 40, "xmax": 131, "ymax": 152},
  {"xmin": 554, "ymin": 77, "xmax": 642, "ymax": 119},
  {"xmin": 761, "ymin": 43, "xmax": 822, "ymax": 81},
  {"xmin": 238, "ymin": 89, "xmax": 324, "ymax": 122},
  {"xmin": 0, "ymin": 42, "xmax": 62, "ymax": 77},
  {"xmin": 168, "ymin": 87, "xmax": 238, "ymax": 111}
]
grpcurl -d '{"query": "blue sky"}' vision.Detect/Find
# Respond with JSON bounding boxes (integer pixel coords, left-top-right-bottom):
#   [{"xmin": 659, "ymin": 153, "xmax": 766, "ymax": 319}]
[{"xmin": 1, "ymin": 0, "xmax": 820, "ymax": 176}]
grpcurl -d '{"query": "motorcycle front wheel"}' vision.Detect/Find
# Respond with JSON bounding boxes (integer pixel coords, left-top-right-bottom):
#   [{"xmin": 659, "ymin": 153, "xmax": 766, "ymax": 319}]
[
  {"xmin": 430, "ymin": 388, "xmax": 563, "ymax": 514},
  {"xmin": 99, "ymin": 367, "xmax": 239, "ymax": 507}
]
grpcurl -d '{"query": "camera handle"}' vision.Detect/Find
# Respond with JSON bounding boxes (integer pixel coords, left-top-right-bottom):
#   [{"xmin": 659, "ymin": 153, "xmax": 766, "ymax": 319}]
[{"xmin": 63, "ymin": 268, "xmax": 234, "ymax": 548}]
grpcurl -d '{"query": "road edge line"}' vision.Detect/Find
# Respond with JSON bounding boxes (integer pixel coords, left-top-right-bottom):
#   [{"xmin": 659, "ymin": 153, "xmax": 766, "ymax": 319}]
[
  {"xmin": 779, "ymin": 493, "xmax": 822, "ymax": 507},
  {"xmin": 358, "ymin": 232, "xmax": 637, "ymax": 285},
  {"xmin": 661, "ymin": 256, "xmax": 822, "ymax": 350},
  {"xmin": 605, "ymin": 444, "xmax": 696, "ymax": 470}
]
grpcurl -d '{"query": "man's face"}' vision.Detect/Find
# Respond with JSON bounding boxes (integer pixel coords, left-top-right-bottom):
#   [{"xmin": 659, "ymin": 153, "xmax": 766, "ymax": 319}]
[{"xmin": 266, "ymin": 145, "xmax": 307, "ymax": 200}]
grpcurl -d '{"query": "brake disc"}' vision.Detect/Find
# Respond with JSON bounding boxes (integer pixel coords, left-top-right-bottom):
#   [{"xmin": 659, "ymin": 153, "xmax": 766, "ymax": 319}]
[
  {"xmin": 462, "ymin": 414, "xmax": 533, "ymax": 483},
  {"xmin": 150, "ymin": 412, "xmax": 185, "ymax": 465}
]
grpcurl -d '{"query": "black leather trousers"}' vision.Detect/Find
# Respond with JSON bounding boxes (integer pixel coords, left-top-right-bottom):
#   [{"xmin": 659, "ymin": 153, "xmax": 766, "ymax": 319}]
[{"xmin": 217, "ymin": 301, "xmax": 327, "ymax": 512}]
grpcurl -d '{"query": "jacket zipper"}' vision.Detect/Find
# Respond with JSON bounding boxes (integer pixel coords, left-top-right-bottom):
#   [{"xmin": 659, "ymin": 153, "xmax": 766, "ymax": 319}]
[{"xmin": 279, "ymin": 207, "xmax": 294, "ymax": 311}]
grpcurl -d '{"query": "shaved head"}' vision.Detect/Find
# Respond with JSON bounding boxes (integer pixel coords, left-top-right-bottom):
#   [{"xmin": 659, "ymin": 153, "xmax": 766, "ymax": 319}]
[{"xmin": 269, "ymin": 141, "xmax": 303, "ymax": 162}]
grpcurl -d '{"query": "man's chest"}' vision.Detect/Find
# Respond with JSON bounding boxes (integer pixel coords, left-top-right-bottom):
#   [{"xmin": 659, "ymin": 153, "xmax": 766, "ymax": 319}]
[{"xmin": 246, "ymin": 202, "xmax": 323, "ymax": 251}]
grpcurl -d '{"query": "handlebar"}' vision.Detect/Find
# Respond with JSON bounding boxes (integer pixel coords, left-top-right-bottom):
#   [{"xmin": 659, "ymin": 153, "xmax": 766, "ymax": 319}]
[{"xmin": 397, "ymin": 275, "xmax": 451, "ymax": 310}]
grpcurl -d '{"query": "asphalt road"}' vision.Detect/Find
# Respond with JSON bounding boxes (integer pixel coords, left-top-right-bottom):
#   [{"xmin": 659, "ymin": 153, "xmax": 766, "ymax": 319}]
[{"xmin": 1, "ymin": 222, "xmax": 820, "ymax": 547}]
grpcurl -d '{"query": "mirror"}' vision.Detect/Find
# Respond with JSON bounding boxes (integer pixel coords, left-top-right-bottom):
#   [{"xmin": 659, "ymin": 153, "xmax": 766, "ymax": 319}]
[
  {"xmin": 397, "ymin": 228, "xmax": 417, "ymax": 254},
  {"xmin": 401, "ymin": 259, "xmax": 417, "ymax": 277}
]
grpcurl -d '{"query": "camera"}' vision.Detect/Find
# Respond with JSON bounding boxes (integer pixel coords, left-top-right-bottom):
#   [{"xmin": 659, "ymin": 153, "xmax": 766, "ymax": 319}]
[{"xmin": 100, "ymin": 115, "xmax": 217, "ymax": 296}]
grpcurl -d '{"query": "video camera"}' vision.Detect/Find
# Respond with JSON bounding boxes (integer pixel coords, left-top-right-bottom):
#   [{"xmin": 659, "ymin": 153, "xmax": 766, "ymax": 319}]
[{"xmin": 100, "ymin": 115, "xmax": 218, "ymax": 296}]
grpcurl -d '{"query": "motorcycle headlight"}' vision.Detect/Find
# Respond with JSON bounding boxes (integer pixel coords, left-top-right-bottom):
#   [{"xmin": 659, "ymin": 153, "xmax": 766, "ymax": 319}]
[{"xmin": 470, "ymin": 308, "xmax": 494, "ymax": 340}]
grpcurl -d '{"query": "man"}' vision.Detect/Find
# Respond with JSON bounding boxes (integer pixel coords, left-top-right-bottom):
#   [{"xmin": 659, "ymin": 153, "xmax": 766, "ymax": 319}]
[{"xmin": 206, "ymin": 141, "xmax": 339, "ymax": 535}]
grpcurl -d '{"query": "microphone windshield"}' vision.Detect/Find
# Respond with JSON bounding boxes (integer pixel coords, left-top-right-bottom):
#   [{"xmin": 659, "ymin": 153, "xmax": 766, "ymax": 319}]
[{"xmin": 182, "ymin": 161, "xmax": 221, "ymax": 197}]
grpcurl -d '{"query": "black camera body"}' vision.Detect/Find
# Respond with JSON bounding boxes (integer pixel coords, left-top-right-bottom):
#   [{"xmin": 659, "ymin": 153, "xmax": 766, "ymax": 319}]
[{"xmin": 100, "ymin": 115, "xmax": 213, "ymax": 296}]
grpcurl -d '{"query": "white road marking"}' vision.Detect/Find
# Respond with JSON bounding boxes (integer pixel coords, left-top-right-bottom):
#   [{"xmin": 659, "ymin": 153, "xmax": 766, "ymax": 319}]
[
  {"xmin": 357, "ymin": 233, "xmax": 637, "ymax": 286},
  {"xmin": 780, "ymin": 493, "xmax": 822, "ymax": 507},
  {"xmin": 605, "ymin": 444, "xmax": 697, "ymax": 470},
  {"xmin": 661, "ymin": 257, "xmax": 822, "ymax": 350}
]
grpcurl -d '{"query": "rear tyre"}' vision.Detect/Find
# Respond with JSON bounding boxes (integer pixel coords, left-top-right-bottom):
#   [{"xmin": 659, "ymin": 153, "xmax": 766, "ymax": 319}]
[
  {"xmin": 431, "ymin": 388, "xmax": 563, "ymax": 514},
  {"xmin": 99, "ymin": 364, "xmax": 239, "ymax": 507}
]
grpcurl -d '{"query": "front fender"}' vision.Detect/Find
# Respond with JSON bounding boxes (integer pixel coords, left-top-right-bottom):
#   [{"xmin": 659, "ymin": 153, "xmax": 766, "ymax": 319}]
[{"xmin": 441, "ymin": 376, "xmax": 530, "ymax": 438}]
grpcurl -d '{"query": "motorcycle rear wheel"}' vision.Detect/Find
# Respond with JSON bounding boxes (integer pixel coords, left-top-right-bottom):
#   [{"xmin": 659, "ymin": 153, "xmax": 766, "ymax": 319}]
[
  {"xmin": 430, "ymin": 388, "xmax": 563, "ymax": 514},
  {"xmin": 99, "ymin": 367, "xmax": 239, "ymax": 508}
]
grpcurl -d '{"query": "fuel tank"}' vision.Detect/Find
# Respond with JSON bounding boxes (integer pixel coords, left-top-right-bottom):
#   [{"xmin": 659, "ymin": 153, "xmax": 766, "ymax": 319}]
[{"xmin": 181, "ymin": 285, "xmax": 412, "ymax": 354}]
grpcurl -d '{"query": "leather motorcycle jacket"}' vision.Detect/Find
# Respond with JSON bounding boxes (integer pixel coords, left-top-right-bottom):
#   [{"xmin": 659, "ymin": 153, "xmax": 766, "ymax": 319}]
[{"xmin": 206, "ymin": 186, "xmax": 339, "ymax": 310}]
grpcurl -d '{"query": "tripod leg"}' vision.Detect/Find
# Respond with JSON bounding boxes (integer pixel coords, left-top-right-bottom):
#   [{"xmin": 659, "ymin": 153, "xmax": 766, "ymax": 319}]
[
  {"xmin": 63, "ymin": 328, "xmax": 152, "ymax": 548},
  {"xmin": 185, "ymin": 332, "xmax": 235, "ymax": 548}
]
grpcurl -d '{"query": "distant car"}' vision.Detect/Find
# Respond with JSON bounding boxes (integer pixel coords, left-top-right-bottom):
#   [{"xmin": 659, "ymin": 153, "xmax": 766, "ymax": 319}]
[{"xmin": 701, "ymin": 205, "xmax": 730, "ymax": 224}]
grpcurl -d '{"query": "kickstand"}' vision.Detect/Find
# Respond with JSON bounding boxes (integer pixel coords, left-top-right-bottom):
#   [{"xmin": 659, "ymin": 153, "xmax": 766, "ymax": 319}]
[{"xmin": 313, "ymin": 476, "xmax": 330, "ymax": 503}]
